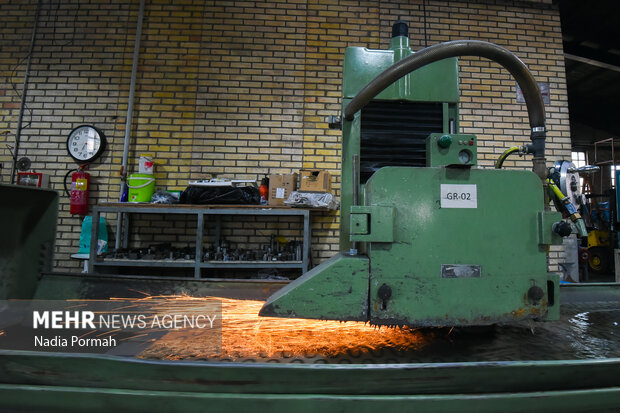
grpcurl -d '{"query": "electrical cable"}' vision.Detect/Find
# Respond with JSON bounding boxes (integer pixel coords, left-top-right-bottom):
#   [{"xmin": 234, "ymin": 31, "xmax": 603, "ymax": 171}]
[
  {"xmin": 50, "ymin": 0, "xmax": 79, "ymax": 47},
  {"xmin": 8, "ymin": 55, "xmax": 33, "ymax": 131}
]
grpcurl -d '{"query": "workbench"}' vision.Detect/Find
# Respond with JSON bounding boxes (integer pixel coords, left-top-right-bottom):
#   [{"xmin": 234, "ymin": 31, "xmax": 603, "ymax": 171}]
[{"xmin": 88, "ymin": 203, "xmax": 311, "ymax": 278}]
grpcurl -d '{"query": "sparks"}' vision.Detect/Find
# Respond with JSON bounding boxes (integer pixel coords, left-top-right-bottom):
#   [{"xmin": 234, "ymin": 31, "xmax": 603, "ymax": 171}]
[{"xmin": 129, "ymin": 294, "xmax": 431, "ymax": 361}]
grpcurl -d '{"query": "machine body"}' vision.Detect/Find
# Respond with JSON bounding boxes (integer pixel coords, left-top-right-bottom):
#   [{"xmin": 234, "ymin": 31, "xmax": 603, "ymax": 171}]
[{"xmin": 260, "ymin": 22, "xmax": 565, "ymax": 326}]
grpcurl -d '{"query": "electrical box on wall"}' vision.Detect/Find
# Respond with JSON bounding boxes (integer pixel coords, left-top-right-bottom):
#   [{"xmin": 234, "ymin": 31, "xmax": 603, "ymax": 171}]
[{"xmin": 16, "ymin": 172, "xmax": 49, "ymax": 188}]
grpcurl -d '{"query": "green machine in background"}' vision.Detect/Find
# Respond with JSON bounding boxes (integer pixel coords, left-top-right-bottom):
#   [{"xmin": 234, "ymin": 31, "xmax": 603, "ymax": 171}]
[{"xmin": 261, "ymin": 21, "xmax": 582, "ymax": 326}]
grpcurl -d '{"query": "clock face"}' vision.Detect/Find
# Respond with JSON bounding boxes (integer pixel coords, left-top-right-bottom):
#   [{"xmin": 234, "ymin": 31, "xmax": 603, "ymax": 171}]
[{"xmin": 67, "ymin": 125, "xmax": 106, "ymax": 163}]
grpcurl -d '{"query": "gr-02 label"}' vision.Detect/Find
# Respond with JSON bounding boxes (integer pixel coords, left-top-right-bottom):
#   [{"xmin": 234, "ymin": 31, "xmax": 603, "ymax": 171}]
[{"xmin": 440, "ymin": 184, "xmax": 477, "ymax": 208}]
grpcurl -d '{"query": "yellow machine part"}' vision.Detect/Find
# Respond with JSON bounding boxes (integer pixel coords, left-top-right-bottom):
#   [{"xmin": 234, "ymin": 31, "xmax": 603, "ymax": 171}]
[{"xmin": 587, "ymin": 230, "xmax": 610, "ymax": 248}]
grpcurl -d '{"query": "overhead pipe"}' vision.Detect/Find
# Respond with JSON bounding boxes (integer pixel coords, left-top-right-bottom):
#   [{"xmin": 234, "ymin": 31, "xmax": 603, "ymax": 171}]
[
  {"xmin": 10, "ymin": 0, "xmax": 43, "ymax": 184},
  {"xmin": 343, "ymin": 40, "xmax": 548, "ymax": 181},
  {"xmin": 116, "ymin": 0, "xmax": 145, "ymax": 249}
]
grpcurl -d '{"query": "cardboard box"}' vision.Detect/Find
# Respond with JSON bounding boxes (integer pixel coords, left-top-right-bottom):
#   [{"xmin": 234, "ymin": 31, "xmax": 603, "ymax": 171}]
[
  {"xmin": 299, "ymin": 169, "xmax": 331, "ymax": 192},
  {"xmin": 269, "ymin": 173, "xmax": 297, "ymax": 206}
]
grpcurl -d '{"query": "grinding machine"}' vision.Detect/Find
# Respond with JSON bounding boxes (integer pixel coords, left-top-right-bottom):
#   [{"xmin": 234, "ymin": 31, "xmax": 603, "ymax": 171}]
[
  {"xmin": 3, "ymin": 22, "xmax": 620, "ymax": 412},
  {"xmin": 260, "ymin": 21, "xmax": 588, "ymax": 326}
]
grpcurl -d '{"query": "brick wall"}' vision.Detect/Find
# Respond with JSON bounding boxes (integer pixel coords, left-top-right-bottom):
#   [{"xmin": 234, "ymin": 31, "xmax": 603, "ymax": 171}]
[{"xmin": 0, "ymin": 0, "xmax": 569, "ymax": 275}]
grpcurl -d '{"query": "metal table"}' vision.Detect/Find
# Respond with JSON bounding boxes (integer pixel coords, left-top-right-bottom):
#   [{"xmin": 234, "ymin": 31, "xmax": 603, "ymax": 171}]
[{"xmin": 88, "ymin": 203, "xmax": 311, "ymax": 278}]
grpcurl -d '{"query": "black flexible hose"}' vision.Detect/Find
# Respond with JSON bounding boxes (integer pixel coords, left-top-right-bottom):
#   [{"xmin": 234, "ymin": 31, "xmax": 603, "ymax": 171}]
[
  {"xmin": 343, "ymin": 40, "xmax": 546, "ymax": 159},
  {"xmin": 64, "ymin": 168, "xmax": 77, "ymax": 197}
]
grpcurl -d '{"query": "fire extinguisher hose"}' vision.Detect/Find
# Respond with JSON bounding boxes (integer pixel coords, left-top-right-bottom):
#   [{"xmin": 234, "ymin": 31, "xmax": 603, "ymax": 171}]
[
  {"xmin": 63, "ymin": 168, "xmax": 77, "ymax": 197},
  {"xmin": 63, "ymin": 164, "xmax": 89, "ymax": 197}
]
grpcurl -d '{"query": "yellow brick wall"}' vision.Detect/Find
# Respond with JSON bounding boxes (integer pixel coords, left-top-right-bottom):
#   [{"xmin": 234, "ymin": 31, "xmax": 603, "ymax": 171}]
[{"xmin": 0, "ymin": 0, "xmax": 569, "ymax": 274}]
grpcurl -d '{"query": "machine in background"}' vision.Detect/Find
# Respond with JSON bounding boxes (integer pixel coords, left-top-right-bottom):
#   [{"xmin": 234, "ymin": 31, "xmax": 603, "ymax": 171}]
[{"xmin": 260, "ymin": 21, "xmax": 588, "ymax": 327}]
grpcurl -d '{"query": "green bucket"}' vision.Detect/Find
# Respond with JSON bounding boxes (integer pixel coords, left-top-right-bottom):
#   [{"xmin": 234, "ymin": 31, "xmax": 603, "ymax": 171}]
[{"xmin": 127, "ymin": 173, "xmax": 155, "ymax": 203}]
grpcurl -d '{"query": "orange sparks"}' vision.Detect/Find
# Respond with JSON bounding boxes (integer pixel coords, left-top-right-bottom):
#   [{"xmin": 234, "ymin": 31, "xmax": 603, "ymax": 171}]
[{"xmin": 133, "ymin": 295, "xmax": 431, "ymax": 361}]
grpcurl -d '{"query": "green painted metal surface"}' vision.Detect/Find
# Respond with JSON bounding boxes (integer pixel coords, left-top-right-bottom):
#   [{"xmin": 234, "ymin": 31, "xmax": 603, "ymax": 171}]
[
  {"xmin": 427, "ymin": 133, "xmax": 478, "ymax": 167},
  {"xmin": 263, "ymin": 164, "xmax": 562, "ymax": 326},
  {"xmin": 349, "ymin": 205, "xmax": 394, "ymax": 242},
  {"xmin": 1, "ymin": 351, "xmax": 620, "ymax": 412},
  {"xmin": 259, "ymin": 253, "xmax": 369, "ymax": 321},
  {"xmin": 0, "ymin": 185, "xmax": 58, "ymax": 300},
  {"xmin": 538, "ymin": 210, "xmax": 564, "ymax": 246},
  {"xmin": 342, "ymin": 40, "xmax": 459, "ymax": 102},
  {"xmin": 339, "ymin": 36, "xmax": 459, "ymax": 251},
  {"xmin": 350, "ymin": 211, "xmax": 369, "ymax": 235},
  {"xmin": 340, "ymin": 104, "xmax": 361, "ymax": 250},
  {"xmin": 365, "ymin": 167, "xmax": 559, "ymax": 326},
  {"xmin": 2, "ymin": 384, "xmax": 620, "ymax": 413}
]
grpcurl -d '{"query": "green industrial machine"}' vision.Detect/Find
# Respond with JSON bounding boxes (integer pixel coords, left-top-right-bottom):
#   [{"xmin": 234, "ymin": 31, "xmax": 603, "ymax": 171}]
[
  {"xmin": 261, "ymin": 21, "xmax": 575, "ymax": 326},
  {"xmin": 1, "ymin": 23, "xmax": 620, "ymax": 412}
]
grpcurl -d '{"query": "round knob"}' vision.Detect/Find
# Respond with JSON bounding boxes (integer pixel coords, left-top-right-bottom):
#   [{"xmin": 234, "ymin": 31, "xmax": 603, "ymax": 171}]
[
  {"xmin": 527, "ymin": 286, "xmax": 545, "ymax": 305},
  {"xmin": 552, "ymin": 221, "xmax": 572, "ymax": 237},
  {"xmin": 378, "ymin": 284, "xmax": 392, "ymax": 300},
  {"xmin": 438, "ymin": 135, "xmax": 452, "ymax": 148}
]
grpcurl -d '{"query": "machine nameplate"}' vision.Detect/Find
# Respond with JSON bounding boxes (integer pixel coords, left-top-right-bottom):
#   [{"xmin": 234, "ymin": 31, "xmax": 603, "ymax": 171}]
[
  {"xmin": 441, "ymin": 264, "xmax": 481, "ymax": 278},
  {"xmin": 440, "ymin": 184, "xmax": 477, "ymax": 208}
]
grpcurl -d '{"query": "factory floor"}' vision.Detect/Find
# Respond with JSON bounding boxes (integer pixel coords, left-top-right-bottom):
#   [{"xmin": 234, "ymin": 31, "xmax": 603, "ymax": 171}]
[{"xmin": 14, "ymin": 272, "xmax": 620, "ymax": 364}]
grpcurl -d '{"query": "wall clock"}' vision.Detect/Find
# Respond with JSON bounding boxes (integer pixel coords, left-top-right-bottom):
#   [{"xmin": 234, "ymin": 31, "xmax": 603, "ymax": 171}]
[{"xmin": 66, "ymin": 125, "xmax": 106, "ymax": 163}]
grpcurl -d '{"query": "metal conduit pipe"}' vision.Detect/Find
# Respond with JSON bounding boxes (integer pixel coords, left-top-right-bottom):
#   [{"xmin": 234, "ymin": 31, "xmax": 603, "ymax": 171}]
[
  {"xmin": 343, "ymin": 40, "xmax": 548, "ymax": 180},
  {"xmin": 10, "ymin": 0, "xmax": 43, "ymax": 184},
  {"xmin": 116, "ymin": 0, "xmax": 145, "ymax": 249}
]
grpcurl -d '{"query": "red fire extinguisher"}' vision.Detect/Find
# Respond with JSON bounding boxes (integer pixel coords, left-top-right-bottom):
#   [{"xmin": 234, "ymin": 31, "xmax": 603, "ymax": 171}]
[
  {"xmin": 259, "ymin": 177, "xmax": 269, "ymax": 204},
  {"xmin": 64, "ymin": 165, "xmax": 90, "ymax": 215}
]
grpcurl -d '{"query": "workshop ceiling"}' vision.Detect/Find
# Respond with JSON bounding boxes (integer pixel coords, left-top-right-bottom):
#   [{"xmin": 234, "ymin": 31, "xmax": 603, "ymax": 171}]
[{"xmin": 558, "ymin": 0, "xmax": 620, "ymax": 137}]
